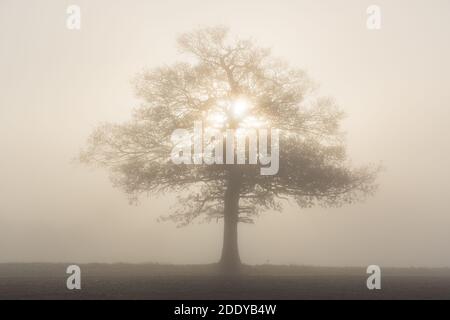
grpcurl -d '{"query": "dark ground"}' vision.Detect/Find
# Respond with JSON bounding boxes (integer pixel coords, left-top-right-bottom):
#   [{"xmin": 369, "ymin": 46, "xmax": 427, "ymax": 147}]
[{"xmin": 0, "ymin": 263, "xmax": 449, "ymax": 300}]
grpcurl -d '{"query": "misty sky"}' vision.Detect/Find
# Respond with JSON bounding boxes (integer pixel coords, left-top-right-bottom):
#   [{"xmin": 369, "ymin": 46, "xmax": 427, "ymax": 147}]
[{"xmin": 1, "ymin": 0, "xmax": 449, "ymax": 267}]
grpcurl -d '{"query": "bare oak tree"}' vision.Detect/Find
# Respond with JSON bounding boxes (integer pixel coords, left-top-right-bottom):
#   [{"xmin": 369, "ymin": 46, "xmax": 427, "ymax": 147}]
[{"xmin": 80, "ymin": 27, "xmax": 379, "ymax": 272}]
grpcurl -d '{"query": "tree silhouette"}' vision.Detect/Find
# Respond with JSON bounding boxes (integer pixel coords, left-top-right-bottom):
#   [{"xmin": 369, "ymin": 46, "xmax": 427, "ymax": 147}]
[{"xmin": 80, "ymin": 26, "xmax": 379, "ymax": 272}]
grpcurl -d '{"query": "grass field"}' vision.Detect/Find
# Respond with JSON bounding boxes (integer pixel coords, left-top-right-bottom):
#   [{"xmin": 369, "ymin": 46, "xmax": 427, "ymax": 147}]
[{"xmin": 0, "ymin": 263, "xmax": 449, "ymax": 300}]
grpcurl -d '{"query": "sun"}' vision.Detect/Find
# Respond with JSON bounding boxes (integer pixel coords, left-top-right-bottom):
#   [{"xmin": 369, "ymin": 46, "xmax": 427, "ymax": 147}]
[
  {"xmin": 231, "ymin": 98, "xmax": 250, "ymax": 118},
  {"xmin": 205, "ymin": 97, "xmax": 268, "ymax": 129}
]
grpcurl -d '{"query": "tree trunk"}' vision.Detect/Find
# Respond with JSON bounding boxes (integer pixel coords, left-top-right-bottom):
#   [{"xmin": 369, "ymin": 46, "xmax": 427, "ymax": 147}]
[{"xmin": 219, "ymin": 167, "xmax": 242, "ymax": 273}]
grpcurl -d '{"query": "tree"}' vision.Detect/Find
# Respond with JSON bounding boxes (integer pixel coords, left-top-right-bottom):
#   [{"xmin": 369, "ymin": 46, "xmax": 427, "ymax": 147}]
[{"xmin": 80, "ymin": 26, "xmax": 379, "ymax": 273}]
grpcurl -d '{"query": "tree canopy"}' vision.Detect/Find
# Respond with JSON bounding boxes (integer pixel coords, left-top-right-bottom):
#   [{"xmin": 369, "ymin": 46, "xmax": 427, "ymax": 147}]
[{"xmin": 80, "ymin": 26, "xmax": 378, "ymax": 228}]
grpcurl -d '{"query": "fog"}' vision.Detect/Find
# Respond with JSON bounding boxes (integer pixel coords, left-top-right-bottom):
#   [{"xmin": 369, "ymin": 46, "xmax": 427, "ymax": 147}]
[{"xmin": 1, "ymin": 0, "xmax": 449, "ymax": 267}]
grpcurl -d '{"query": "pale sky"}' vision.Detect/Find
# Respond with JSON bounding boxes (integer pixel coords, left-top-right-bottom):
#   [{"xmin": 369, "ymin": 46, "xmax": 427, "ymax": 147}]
[{"xmin": 0, "ymin": 0, "xmax": 449, "ymax": 267}]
